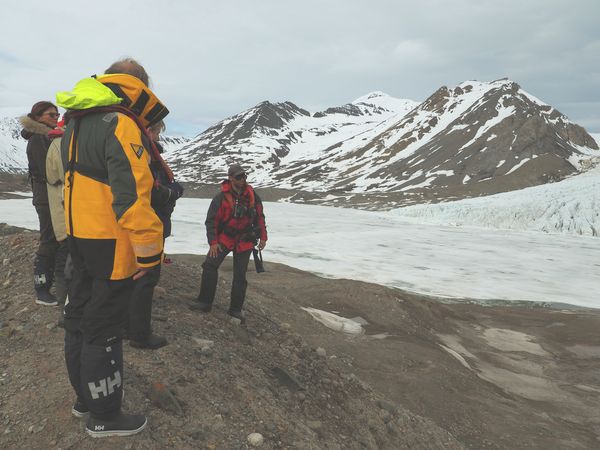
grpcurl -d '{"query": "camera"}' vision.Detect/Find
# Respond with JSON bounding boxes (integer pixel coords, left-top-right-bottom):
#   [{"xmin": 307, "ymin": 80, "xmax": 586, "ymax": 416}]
[
  {"xmin": 253, "ymin": 247, "xmax": 265, "ymax": 273},
  {"xmin": 232, "ymin": 202, "xmax": 249, "ymax": 219},
  {"xmin": 249, "ymin": 225, "xmax": 265, "ymax": 273}
]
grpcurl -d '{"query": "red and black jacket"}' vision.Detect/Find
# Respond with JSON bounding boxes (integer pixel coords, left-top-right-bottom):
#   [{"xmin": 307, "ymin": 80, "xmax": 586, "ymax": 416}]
[{"xmin": 205, "ymin": 180, "xmax": 268, "ymax": 252}]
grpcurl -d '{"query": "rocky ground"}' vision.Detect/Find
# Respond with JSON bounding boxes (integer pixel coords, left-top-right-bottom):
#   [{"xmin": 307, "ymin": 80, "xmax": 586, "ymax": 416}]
[
  {"xmin": 1, "ymin": 224, "xmax": 599, "ymax": 449},
  {"xmin": 0, "ymin": 173, "xmax": 29, "ymax": 197}
]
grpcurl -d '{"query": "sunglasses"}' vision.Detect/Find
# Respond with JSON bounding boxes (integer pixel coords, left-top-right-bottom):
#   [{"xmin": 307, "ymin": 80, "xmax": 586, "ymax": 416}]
[{"xmin": 234, "ymin": 173, "xmax": 247, "ymax": 180}]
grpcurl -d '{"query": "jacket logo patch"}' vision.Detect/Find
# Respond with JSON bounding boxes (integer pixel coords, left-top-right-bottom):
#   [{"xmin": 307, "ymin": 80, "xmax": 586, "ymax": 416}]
[{"xmin": 130, "ymin": 144, "xmax": 145, "ymax": 159}]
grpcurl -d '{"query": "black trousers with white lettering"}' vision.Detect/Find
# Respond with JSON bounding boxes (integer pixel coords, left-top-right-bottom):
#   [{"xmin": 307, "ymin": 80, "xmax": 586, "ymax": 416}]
[
  {"xmin": 65, "ymin": 331, "xmax": 124, "ymax": 418},
  {"xmin": 63, "ymin": 237, "xmax": 132, "ymax": 419},
  {"xmin": 33, "ymin": 203, "xmax": 58, "ymax": 294}
]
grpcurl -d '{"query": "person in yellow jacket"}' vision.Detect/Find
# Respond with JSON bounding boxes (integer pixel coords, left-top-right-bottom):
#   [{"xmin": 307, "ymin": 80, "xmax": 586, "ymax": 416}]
[{"xmin": 56, "ymin": 58, "xmax": 168, "ymax": 438}]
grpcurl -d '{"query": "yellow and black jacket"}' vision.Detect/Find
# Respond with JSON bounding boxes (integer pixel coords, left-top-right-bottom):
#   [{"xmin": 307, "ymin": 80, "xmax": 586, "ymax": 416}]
[{"xmin": 56, "ymin": 74, "xmax": 169, "ymax": 280}]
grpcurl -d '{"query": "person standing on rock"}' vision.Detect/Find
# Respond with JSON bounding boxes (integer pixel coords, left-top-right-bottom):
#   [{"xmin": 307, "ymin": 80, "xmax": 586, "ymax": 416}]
[
  {"xmin": 19, "ymin": 101, "xmax": 60, "ymax": 306},
  {"xmin": 45, "ymin": 118, "xmax": 71, "ymax": 325},
  {"xmin": 57, "ymin": 58, "xmax": 168, "ymax": 438},
  {"xmin": 127, "ymin": 120, "xmax": 183, "ymax": 350},
  {"xmin": 190, "ymin": 163, "xmax": 267, "ymax": 321}
]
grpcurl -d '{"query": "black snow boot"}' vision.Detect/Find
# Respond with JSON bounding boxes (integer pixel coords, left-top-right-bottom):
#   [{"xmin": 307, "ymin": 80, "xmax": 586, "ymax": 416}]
[
  {"xmin": 35, "ymin": 289, "xmax": 58, "ymax": 306},
  {"xmin": 34, "ymin": 254, "xmax": 56, "ymax": 306},
  {"xmin": 189, "ymin": 300, "xmax": 212, "ymax": 313},
  {"xmin": 227, "ymin": 309, "xmax": 246, "ymax": 323},
  {"xmin": 86, "ymin": 412, "xmax": 147, "ymax": 438},
  {"xmin": 129, "ymin": 333, "xmax": 167, "ymax": 350}
]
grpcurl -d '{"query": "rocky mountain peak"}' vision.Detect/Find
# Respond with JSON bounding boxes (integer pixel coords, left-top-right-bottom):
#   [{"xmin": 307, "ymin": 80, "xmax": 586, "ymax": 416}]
[
  {"xmin": 313, "ymin": 103, "xmax": 369, "ymax": 118},
  {"xmin": 252, "ymin": 101, "xmax": 310, "ymax": 126},
  {"xmin": 421, "ymin": 86, "xmax": 451, "ymax": 112}
]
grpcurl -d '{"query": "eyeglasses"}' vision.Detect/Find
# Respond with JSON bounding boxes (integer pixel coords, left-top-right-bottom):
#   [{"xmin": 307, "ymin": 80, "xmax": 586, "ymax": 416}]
[
  {"xmin": 234, "ymin": 173, "xmax": 246, "ymax": 180},
  {"xmin": 43, "ymin": 112, "xmax": 60, "ymax": 118}
]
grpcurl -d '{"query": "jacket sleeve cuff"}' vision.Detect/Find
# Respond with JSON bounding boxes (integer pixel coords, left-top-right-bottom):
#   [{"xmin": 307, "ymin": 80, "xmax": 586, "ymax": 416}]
[{"xmin": 136, "ymin": 252, "xmax": 163, "ymax": 268}]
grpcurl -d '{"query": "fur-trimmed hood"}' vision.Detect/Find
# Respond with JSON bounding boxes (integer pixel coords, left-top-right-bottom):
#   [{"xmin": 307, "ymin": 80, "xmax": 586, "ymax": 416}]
[{"xmin": 19, "ymin": 115, "xmax": 54, "ymax": 140}]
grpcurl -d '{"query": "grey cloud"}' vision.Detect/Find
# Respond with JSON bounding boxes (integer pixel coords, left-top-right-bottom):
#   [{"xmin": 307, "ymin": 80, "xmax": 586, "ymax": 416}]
[{"xmin": 0, "ymin": 0, "xmax": 598, "ymax": 135}]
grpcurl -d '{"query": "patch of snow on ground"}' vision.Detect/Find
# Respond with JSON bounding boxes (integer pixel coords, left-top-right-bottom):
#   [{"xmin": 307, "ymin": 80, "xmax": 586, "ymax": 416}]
[{"xmin": 300, "ymin": 307, "xmax": 364, "ymax": 334}]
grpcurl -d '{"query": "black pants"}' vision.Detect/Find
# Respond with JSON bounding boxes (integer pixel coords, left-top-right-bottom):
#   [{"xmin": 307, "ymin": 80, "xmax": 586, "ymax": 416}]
[
  {"xmin": 127, "ymin": 264, "xmax": 161, "ymax": 340},
  {"xmin": 197, "ymin": 247, "xmax": 251, "ymax": 312},
  {"xmin": 63, "ymin": 237, "xmax": 132, "ymax": 419},
  {"xmin": 33, "ymin": 204, "xmax": 58, "ymax": 293},
  {"xmin": 53, "ymin": 240, "xmax": 70, "ymax": 304}
]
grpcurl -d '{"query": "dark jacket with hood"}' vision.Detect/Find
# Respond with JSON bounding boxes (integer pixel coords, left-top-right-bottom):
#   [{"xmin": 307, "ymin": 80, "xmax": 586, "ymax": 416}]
[
  {"xmin": 19, "ymin": 116, "xmax": 54, "ymax": 206},
  {"xmin": 149, "ymin": 141, "xmax": 181, "ymax": 239},
  {"xmin": 205, "ymin": 180, "xmax": 268, "ymax": 253}
]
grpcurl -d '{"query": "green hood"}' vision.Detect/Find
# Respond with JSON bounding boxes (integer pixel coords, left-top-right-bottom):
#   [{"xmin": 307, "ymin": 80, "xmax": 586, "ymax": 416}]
[{"xmin": 56, "ymin": 77, "xmax": 122, "ymax": 110}]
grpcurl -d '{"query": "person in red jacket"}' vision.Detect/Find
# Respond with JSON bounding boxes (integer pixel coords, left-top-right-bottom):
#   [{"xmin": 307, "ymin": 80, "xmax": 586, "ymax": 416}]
[{"xmin": 190, "ymin": 164, "xmax": 267, "ymax": 320}]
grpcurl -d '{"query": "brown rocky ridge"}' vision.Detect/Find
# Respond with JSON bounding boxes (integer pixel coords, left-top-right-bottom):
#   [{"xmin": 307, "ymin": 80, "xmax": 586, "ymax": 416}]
[{"xmin": 1, "ymin": 224, "xmax": 599, "ymax": 449}]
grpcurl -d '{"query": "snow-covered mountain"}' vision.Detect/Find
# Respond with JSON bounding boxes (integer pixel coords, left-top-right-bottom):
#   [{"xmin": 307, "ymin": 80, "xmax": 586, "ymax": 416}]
[
  {"xmin": 164, "ymin": 92, "xmax": 419, "ymax": 185},
  {"xmin": 165, "ymin": 79, "xmax": 599, "ymax": 207},
  {"xmin": 1, "ymin": 80, "xmax": 598, "ymax": 211},
  {"xmin": 0, "ymin": 117, "xmax": 27, "ymax": 173},
  {"xmin": 322, "ymin": 79, "xmax": 597, "ymax": 203},
  {"xmin": 158, "ymin": 134, "xmax": 191, "ymax": 152}
]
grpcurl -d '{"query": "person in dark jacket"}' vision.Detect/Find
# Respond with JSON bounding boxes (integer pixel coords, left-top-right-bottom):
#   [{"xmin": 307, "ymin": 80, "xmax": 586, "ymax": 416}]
[
  {"xmin": 127, "ymin": 120, "xmax": 183, "ymax": 349},
  {"xmin": 190, "ymin": 163, "xmax": 267, "ymax": 321},
  {"xmin": 19, "ymin": 101, "xmax": 60, "ymax": 306}
]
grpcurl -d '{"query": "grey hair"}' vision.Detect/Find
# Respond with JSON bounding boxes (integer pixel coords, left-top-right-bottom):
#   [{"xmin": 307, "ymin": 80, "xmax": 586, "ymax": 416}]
[
  {"xmin": 105, "ymin": 58, "xmax": 150, "ymax": 86},
  {"xmin": 149, "ymin": 120, "xmax": 166, "ymax": 134}
]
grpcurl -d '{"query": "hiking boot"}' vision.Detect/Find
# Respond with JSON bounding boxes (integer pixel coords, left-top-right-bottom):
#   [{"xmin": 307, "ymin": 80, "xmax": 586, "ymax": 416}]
[
  {"xmin": 72, "ymin": 399, "xmax": 89, "ymax": 418},
  {"xmin": 129, "ymin": 334, "xmax": 167, "ymax": 350},
  {"xmin": 85, "ymin": 412, "xmax": 147, "ymax": 438},
  {"xmin": 227, "ymin": 309, "xmax": 245, "ymax": 322},
  {"xmin": 189, "ymin": 301, "xmax": 212, "ymax": 313},
  {"xmin": 35, "ymin": 290, "xmax": 58, "ymax": 306}
]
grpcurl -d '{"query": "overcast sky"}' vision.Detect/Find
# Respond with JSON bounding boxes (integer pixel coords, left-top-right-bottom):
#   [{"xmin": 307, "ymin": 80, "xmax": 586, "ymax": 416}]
[{"xmin": 1, "ymin": 0, "xmax": 598, "ymax": 136}]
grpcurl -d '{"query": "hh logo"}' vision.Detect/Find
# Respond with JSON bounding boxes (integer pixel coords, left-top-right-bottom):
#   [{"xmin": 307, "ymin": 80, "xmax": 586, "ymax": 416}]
[
  {"xmin": 34, "ymin": 273, "xmax": 47, "ymax": 285},
  {"xmin": 95, "ymin": 425, "xmax": 105, "ymax": 431},
  {"xmin": 88, "ymin": 370, "xmax": 122, "ymax": 399},
  {"xmin": 130, "ymin": 143, "xmax": 145, "ymax": 159}
]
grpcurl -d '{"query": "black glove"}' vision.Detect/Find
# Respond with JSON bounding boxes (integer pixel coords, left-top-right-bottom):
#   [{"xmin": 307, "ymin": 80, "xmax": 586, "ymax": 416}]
[{"xmin": 168, "ymin": 181, "xmax": 184, "ymax": 200}]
